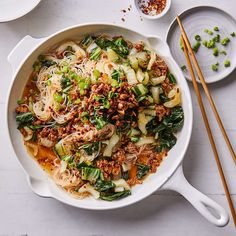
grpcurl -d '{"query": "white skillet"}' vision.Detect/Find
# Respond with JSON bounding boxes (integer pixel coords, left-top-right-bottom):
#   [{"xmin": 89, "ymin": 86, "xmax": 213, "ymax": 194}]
[{"xmin": 6, "ymin": 23, "xmax": 229, "ymax": 226}]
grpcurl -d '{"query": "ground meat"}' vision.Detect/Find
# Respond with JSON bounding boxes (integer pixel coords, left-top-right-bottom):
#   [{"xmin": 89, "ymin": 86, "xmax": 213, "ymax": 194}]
[
  {"xmin": 96, "ymin": 159, "xmax": 121, "ymax": 180},
  {"xmin": 155, "ymin": 104, "xmax": 170, "ymax": 121},
  {"xmin": 162, "ymin": 78, "xmax": 174, "ymax": 95},
  {"xmin": 127, "ymin": 178, "xmax": 142, "ymax": 186},
  {"xmin": 134, "ymin": 42, "xmax": 144, "ymax": 52},
  {"xmin": 15, "ymin": 105, "xmax": 29, "ymax": 114},
  {"xmin": 149, "ymin": 151, "xmax": 167, "ymax": 173},
  {"xmin": 38, "ymin": 127, "xmax": 59, "ymax": 143}
]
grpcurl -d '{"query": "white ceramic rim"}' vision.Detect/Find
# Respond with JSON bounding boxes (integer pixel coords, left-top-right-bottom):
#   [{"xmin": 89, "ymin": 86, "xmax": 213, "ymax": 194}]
[
  {"xmin": 134, "ymin": 0, "xmax": 171, "ymax": 20},
  {"xmin": 0, "ymin": 0, "xmax": 41, "ymax": 23},
  {"xmin": 6, "ymin": 22, "xmax": 193, "ymax": 210},
  {"xmin": 165, "ymin": 5, "xmax": 236, "ymax": 84}
]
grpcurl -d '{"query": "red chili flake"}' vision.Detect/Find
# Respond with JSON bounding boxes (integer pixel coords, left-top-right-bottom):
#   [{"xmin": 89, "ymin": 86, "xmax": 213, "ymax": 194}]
[
  {"xmin": 138, "ymin": 0, "xmax": 166, "ymax": 16},
  {"xmin": 122, "ymin": 9, "xmax": 126, "ymax": 13}
]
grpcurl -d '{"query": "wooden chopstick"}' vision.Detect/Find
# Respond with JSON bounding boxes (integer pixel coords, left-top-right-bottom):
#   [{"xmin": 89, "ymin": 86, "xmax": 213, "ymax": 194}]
[
  {"xmin": 181, "ymin": 35, "xmax": 236, "ymax": 226},
  {"xmin": 176, "ymin": 16, "xmax": 236, "ymax": 166}
]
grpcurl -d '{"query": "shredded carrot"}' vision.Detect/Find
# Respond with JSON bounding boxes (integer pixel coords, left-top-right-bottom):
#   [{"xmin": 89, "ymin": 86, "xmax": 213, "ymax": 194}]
[{"xmin": 129, "ymin": 165, "xmax": 137, "ymax": 179}]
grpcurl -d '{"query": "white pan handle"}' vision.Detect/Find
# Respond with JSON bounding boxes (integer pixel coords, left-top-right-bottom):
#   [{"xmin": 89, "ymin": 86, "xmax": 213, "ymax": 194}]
[
  {"xmin": 161, "ymin": 165, "xmax": 229, "ymax": 227},
  {"xmin": 27, "ymin": 176, "xmax": 52, "ymax": 198},
  {"xmin": 8, "ymin": 35, "xmax": 46, "ymax": 73}
]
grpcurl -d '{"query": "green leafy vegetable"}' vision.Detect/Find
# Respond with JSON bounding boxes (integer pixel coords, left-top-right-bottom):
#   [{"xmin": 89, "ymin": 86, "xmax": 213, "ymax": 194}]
[
  {"xmin": 80, "ymin": 142, "xmax": 101, "ymax": 155},
  {"xmin": 168, "ymin": 72, "xmax": 177, "ymax": 84},
  {"xmin": 159, "ymin": 94, "xmax": 169, "ymax": 103},
  {"xmin": 136, "ymin": 164, "xmax": 150, "ymax": 179},
  {"xmin": 146, "ymin": 106, "xmax": 184, "ymax": 134},
  {"xmin": 81, "ymin": 167, "xmax": 101, "ymax": 183},
  {"xmin": 111, "ymin": 69, "xmax": 121, "ymax": 81},
  {"xmin": 121, "ymin": 171, "xmax": 129, "ymax": 181},
  {"xmin": 112, "ymin": 37, "xmax": 129, "ymax": 57},
  {"xmin": 94, "ymin": 180, "xmax": 115, "ymax": 192},
  {"xmin": 80, "ymin": 35, "xmax": 93, "ymax": 48},
  {"xmin": 156, "ymin": 131, "xmax": 177, "ymax": 152},
  {"xmin": 95, "ymin": 37, "xmax": 113, "ymax": 49},
  {"xmin": 90, "ymin": 47, "xmax": 102, "ymax": 60},
  {"xmin": 100, "ymin": 190, "xmax": 131, "ymax": 201},
  {"xmin": 76, "ymin": 161, "xmax": 90, "ymax": 169},
  {"xmin": 16, "ymin": 112, "xmax": 34, "ymax": 127}
]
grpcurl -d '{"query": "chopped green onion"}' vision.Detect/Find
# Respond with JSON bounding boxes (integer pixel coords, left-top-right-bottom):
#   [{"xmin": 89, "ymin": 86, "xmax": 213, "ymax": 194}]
[
  {"xmin": 81, "ymin": 111, "xmax": 89, "ymax": 117},
  {"xmin": 221, "ymin": 37, "xmax": 230, "ymax": 46},
  {"xmin": 212, "ymin": 34, "xmax": 220, "ymax": 43},
  {"xmin": 62, "ymin": 66, "xmax": 69, "ymax": 73},
  {"xmin": 103, "ymin": 99, "xmax": 110, "ymax": 109},
  {"xmin": 220, "ymin": 50, "xmax": 227, "ymax": 55},
  {"xmin": 195, "ymin": 35, "xmax": 201, "ymax": 41},
  {"xmin": 213, "ymin": 47, "xmax": 219, "ymax": 56},
  {"xmin": 46, "ymin": 80, "xmax": 52, "ymax": 86},
  {"xmin": 53, "ymin": 93, "xmax": 63, "ymax": 103},
  {"xmin": 74, "ymin": 98, "xmax": 81, "ymax": 104},
  {"xmin": 93, "ymin": 69, "xmax": 101, "ymax": 79},
  {"xmin": 17, "ymin": 99, "xmax": 25, "ymax": 105},
  {"xmin": 181, "ymin": 65, "xmax": 187, "ymax": 72},
  {"xmin": 180, "ymin": 37, "xmax": 184, "ymax": 51},
  {"xmin": 224, "ymin": 60, "xmax": 231, "ymax": 67},
  {"xmin": 204, "ymin": 29, "xmax": 213, "ymax": 35},
  {"xmin": 95, "ymin": 116, "xmax": 106, "ymax": 130},
  {"xmin": 192, "ymin": 41, "xmax": 201, "ymax": 53},
  {"xmin": 203, "ymin": 39, "xmax": 215, "ymax": 48},
  {"xmin": 131, "ymin": 137, "xmax": 140, "ymax": 142},
  {"xmin": 211, "ymin": 63, "xmax": 219, "ymax": 72},
  {"xmin": 213, "ymin": 26, "xmax": 219, "ymax": 31},
  {"xmin": 230, "ymin": 32, "xmax": 235, "ymax": 37}
]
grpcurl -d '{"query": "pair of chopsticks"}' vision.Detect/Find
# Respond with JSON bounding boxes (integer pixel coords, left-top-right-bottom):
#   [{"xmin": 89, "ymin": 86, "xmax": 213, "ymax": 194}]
[{"xmin": 176, "ymin": 16, "xmax": 236, "ymax": 226}]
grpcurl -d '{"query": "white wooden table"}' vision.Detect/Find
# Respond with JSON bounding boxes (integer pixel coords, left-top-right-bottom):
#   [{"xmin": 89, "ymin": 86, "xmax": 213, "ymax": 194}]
[{"xmin": 0, "ymin": 0, "xmax": 235, "ymax": 235}]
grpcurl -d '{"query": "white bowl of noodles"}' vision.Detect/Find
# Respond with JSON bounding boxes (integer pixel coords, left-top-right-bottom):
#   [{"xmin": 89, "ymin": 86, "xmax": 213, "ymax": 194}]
[{"xmin": 6, "ymin": 23, "xmax": 228, "ymax": 226}]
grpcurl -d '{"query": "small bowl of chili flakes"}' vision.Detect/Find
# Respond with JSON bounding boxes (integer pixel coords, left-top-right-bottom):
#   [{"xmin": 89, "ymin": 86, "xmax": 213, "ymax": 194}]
[{"xmin": 134, "ymin": 0, "xmax": 171, "ymax": 20}]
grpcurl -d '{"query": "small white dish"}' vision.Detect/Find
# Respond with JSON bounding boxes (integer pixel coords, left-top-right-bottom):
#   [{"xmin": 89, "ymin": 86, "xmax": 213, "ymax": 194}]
[
  {"xmin": 134, "ymin": 0, "xmax": 171, "ymax": 20},
  {"xmin": 166, "ymin": 6, "xmax": 236, "ymax": 83},
  {"xmin": 0, "ymin": 0, "xmax": 41, "ymax": 23}
]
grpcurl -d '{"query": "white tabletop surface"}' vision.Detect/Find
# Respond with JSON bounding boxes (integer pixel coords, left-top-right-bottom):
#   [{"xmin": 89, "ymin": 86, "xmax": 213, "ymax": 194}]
[{"xmin": 0, "ymin": 0, "xmax": 236, "ymax": 235}]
